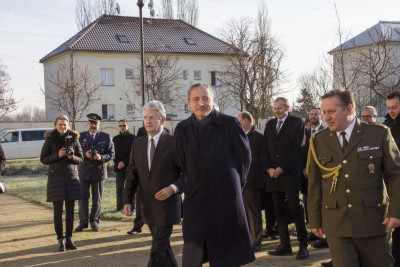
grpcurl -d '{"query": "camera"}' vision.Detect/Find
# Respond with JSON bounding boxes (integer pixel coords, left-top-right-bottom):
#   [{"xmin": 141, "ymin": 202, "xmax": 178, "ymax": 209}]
[
  {"xmin": 90, "ymin": 148, "xmax": 99, "ymax": 160},
  {"xmin": 64, "ymin": 135, "xmax": 74, "ymax": 156}
]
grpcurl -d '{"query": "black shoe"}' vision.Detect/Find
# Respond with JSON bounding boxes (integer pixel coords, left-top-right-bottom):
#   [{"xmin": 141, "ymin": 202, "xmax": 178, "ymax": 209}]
[
  {"xmin": 57, "ymin": 238, "xmax": 66, "ymax": 252},
  {"xmin": 321, "ymin": 260, "xmax": 333, "ymax": 267},
  {"xmin": 312, "ymin": 239, "xmax": 329, "ymax": 249},
  {"xmin": 90, "ymin": 221, "xmax": 99, "ymax": 232},
  {"xmin": 127, "ymin": 227, "xmax": 142, "ymax": 235},
  {"xmin": 65, "ymin": 237, "xmax": 77, "ymax": 250},
  {"xmin": 268, "ymin": 244, "xmax": 293, "ymax": 256},
  {"xmin": 307, "ymin": 232, "xmax": 319, "ymax": 242},
  {"xmin": 296, "ymin": 246, "xmax": 309, "ymax": 260},
  {"xmin": 74, "ymin": 223, "xmax": 88, "ymax": 232},
  {"xmin": 253, "ymin": 244, "xmax": 261, "ymax": 252}
]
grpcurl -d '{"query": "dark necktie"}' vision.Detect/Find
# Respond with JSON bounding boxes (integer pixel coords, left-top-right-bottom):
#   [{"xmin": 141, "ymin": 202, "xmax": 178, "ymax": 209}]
[
  {"xmin": 149, "ymin": 138, "xmax": 155, "ymax": 167},
  {"xmin": 276, "ymin": 120, "xmax": 283, "ymax": 133},
  {"xmin": 340, "ymin": 131, "xmax": 348, "ymax": 151},
  {"xmin": 91, "ymin": 134, "xmax": 95, "ymax": 142}
]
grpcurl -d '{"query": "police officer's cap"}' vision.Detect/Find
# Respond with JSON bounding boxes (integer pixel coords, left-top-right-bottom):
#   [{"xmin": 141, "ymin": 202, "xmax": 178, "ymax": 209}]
[{"xmin": 87, "ymin": 113, "xmax": 102, "ymax": 123}]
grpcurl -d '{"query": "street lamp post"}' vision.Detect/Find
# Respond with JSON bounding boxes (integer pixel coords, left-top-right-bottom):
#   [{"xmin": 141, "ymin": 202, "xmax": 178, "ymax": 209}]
[{"xmin": 137, "ymin": 0, "xmax": 145, "ymax": 107}]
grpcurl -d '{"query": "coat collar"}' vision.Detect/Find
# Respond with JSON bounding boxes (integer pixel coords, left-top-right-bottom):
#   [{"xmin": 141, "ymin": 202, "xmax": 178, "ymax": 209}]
[{"xmin": 181, "ymin": 108, "xmax": 223, "ymax": 128}]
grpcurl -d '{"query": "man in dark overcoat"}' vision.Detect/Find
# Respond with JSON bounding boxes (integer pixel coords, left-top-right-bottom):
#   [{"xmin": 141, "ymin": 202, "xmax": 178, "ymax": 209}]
[
  {"xmin": 174, "ymin": 83, "xmax": 255, "ymax": 267},
  {"xmin": 384, "ymin": 91, "xmax": 400, "ymax": 266},
  {"xmin": 308, "ymin": 89, "xmax": 400, "ymax": 267},
  {"xmin": 75, "ymin": 113, "xmax": 115, "ymax": 232},
  {"xmin": 123, "ymin": 100, "xmax": 182, "ymax": 267},
  {"xmin": 264, "ymin": 97, "xmax": 309, "ymax": 259},
  {"xmin": 236, "ymin": 111, "xmax": 266, "ymax": 252},
  {"xmin": 113, "ymin": 119, "xmax": 135, "ymax": 212}
]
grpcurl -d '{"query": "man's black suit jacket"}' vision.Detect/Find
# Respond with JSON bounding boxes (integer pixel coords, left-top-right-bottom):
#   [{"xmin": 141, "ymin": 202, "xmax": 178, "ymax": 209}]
[
  {"xmin": 123, "ymin": 130, "xmax": 182, "ymax": 227},
  {"xmin": 264, "ymin": 114, "xmax": 304, "ymax": 192}
]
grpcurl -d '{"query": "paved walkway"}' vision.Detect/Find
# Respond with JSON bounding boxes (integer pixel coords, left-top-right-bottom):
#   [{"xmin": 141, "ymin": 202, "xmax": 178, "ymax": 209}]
[{"xmin": 0, "ymin": 193, "xmax": 330, "ymax": 267}]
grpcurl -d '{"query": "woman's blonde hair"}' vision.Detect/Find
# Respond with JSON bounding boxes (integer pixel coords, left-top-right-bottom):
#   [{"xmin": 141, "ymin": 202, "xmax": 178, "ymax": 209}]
[{"xmin": 54, "ymin": 114, "xmax": 69, "ymax": 126}]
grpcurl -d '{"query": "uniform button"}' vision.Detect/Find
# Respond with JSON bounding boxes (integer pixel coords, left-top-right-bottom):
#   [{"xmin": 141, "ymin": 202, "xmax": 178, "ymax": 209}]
[
  {"xmin": 370, "ymin": 156, "xmax": 373, "ymax": 159},
  {"xmin": 345, "ymin": 174, "xmax": 349, "ymax": 178},
  {"xmin": 343, "ymin": 160, "xmax": 347, "ymax": 164},
  {"xmin": 348, "ymin": 204, "xmax": 352, "ymax": 208},
  {"xmin": 346, "ymin": 189, "xmax": 350, "ymax": 193},
  {"xmin": 277, "ymin": 155, "xmax": 279, "ymax": 158},
  {"xmin": 325, "ymin": 205, "xmax": 328, "ymax": 209},
  {"xmin": 378, "ymin": 204, "xmax": 381, "ymax": 207}
]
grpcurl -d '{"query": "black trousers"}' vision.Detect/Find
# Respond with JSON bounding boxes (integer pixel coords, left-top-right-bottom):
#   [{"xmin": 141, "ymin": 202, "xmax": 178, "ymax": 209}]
[
  {"xmin": 147, "ymin": 224, "xmax": 178, "ymax": 267},
  {"xmin": 243, "ymin": 189, "xmax": 263, "ymax": 246},
  {"xmin": 271, "ymin": 191, "xmax": 307, "ymax": 247},
  {"xmin": 79, "ymin": 179, "xmax": 104, "ymax": 224},
  {"xmin": 262, "ymin": 191, "xmax": 276, "ymax": 232},
  {"xmin": 393, "ymin": 228, "xmax": 400, "ymax": 266},
  {"xmin": 116, "ymin": 171, "xmax": 128, "ymax": 211},
  {"xmin": 133, "ymin": 187, "xmax": 144, "ymax": 229},
  {"xmin": 53, "ymin": 200, "xmax": 75, "ymax": 239}
]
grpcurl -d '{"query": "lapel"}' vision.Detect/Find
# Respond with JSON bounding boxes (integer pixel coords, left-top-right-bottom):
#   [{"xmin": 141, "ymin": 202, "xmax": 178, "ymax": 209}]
[
  {"xmin": 140, "ymin": 136, "xmax": 150, "ymax": 178},
  {"xmin": 343, "ymin": 120, "xmax": 363, "ymax": 157},
  {"xmin": 149, "ymin": 130, "xmax": 167, "ymax": 176}
]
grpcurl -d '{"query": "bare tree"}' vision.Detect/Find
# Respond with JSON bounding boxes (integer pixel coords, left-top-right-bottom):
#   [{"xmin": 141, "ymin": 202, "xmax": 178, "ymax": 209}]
[
  {"xmin": 185, "ymin": 0, "xmax": 198, "ymax": 27},
  {"xmin": 0, "ymin": 62, "xmax": 18, "ymax": 120},
  {"xmin": 123, "ymin": 52, "xmax": 183, "ymax": 116},
  {"xmin": 2, "ymin": 106, "xmax": 45, "ymax": 122},
  {"xmin": 161, "ymin": 0, "xmax": 174, "ymax": 19},
  {"xmin": 41, "ymin": 57, "xmax": 102, "ymax": 129},
  {"xmin": 75, "ymin": 0, "xmax": 117, "ymax": 30},
  {"xmin": 176, "ymin": 0, "xmax": 186, "ymax": 21},
  {"xmin": 219, "ymin": 1, "xmax": 285, "ymax": 123}
]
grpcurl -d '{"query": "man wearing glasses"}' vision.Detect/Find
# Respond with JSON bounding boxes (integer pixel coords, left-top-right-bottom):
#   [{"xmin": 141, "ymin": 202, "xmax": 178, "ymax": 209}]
[
  {"xmin": 113, "ymin": 120, "xmax": 135, "ymax": 212},
  {"xmin": 361, "ymin": 106, "xmax": 378, "ymax": 123}
]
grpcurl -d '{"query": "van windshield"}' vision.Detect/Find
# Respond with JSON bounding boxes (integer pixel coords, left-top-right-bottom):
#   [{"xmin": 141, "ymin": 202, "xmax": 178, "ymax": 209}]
[{"xmin": 1, "ymin": 132, "xmax": 19, "ymax": 142}]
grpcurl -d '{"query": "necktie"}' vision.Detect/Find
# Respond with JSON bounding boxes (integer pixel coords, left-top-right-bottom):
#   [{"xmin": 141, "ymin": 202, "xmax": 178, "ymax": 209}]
[
  {"xmin": 91, "ymin": 134, "xmax": 95, "ymax": 142},
  {"xmin": 340, "ymin": 131, "xmax": 348, "ymax": 151},
  {"xmin": 276, "ymin": 120, "xmax": 283, "ymax": 133},
  {"xmin": 149, "ymin": 138, "xmax": 155, "ymax": 167}
]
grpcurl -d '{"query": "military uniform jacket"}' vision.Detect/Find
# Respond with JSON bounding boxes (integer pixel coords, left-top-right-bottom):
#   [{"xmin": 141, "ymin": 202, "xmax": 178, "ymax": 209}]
[
  {"xmin": 79, "ymin": 131, "xmax": 115, "ymax": 181},
  {"xmin": 307, "ymin": 119, "xmax": 400, "ymax": 238}
]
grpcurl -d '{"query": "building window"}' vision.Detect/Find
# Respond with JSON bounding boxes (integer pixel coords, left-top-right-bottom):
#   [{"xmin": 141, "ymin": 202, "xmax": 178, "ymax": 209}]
[
  {"xmin": 183, "ymin": 70, "xmax": 188, "ymax": 80},
  {"xmin": 211, "ymin": 71, "xmax": 222, "ymax": 87},
  {"xmin": 184, "ymin": 104, "xmax": 190, "ymax": 113},
  {"xmin": 101, "ymin": 68, "xmax": 114, "ymax": 86},
  {"xmin": 184, "ymin": 37, "xmax": 196, "ymax": 45},
  {"xmin": 194, "ymin": 70, "xmax": 201, "ymax": 80},
  {"xmin": 102, "ymin": 104, "xmax": 116, "ymax": 120},
  {"xmin": 127, "ymin": 104, "xmax": 134, "ymax": 114},
  {"xmin": 116, "ymin": 35, "xmax": 129, "ymax": 43},
  {"xmin": 158, "ymin": 86, "xmax": 170, "ymax": 101},
  {"xmin": 125, "ymin": 69, "xmax": 134, "ymax": 79},
  {"xmin": 157, "ymin": 60, "xmax": 169, "ymax": 67}
]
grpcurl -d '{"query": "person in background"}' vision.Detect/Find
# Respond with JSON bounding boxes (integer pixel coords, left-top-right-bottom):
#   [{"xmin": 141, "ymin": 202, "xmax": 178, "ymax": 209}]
[
  {"xmin": 113, "ymin": 119, "xmax": 135, "ymax": 212},
  {"xmin": 174, "ymin": 83, "xmax": 255, "ymax": 266},
  {"xmin": 237, "ymin": 111, "xmax": 266, "ymax": 252},
  {"xmin": 361, "ymin": 106, "xmax": 378, "ymax": 123},
  {"xmin": 384, "ymin": 91, "xmax": 400, "ymax": 267},
  {"xmin": 264, "ymin": 97, "xmax": 309, "ymax": 260},
  {"xmin": 123, "ymin": 100, "xmax": 182, "ymax": 267},
  {"xmin": 308, "ymin": 89, "xmax": 400, "ymax": 267},
  {"xmin": 75, "ymin": 113, "xmax": 115, "ymax": 232},
  {"xmin": 40, "ymin": 114, "xmax": 83, "ymax": 251}
]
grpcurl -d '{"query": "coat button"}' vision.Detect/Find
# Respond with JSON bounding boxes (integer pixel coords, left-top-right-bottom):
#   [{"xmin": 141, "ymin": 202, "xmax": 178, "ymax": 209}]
[
  {"xmin": 345, "ymin": 174, "xmax": 349, "ymax": 178},
  {"xmin": 325, "ymin": 205, "xmax": 328, "ymax": 209},
  {"xmin": 343, "ymin": 160, "xmax": 347, "ymax": 164},
  {"xmin": 370, "ymin": 156, "xmax": 373, "ymax": 159},
  {"xmin": 378, "ymin": 204, "xmax": 381, "ymax": 207},
  {"xmin": 348, "ymin": 204, "xmax": 352, "ymax": 208},
  {"xmin": 346, "ymin": 189, "xmax": 350, "ymax": 193},
  {"xmin": 276, "ymin": 155, "xmax": 279, "ymax": 158}
]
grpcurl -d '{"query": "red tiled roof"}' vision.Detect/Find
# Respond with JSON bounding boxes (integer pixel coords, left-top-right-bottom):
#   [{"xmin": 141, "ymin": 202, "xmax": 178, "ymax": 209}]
[{"xmin": 40, "ymin": 15, "xmax": 236, "ymax": 63}]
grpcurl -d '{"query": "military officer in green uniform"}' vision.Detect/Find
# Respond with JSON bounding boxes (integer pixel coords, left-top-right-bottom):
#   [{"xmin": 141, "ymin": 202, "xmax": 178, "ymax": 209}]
[{"xmin": 307, "ymin": 89, "xmax": 400, "ymax": 267}]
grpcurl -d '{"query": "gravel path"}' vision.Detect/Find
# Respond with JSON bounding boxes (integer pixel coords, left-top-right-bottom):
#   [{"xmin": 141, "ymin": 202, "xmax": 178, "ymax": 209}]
[{"xmin": 0, "ymin": 193, "xmax": 331, "ymax": 267}]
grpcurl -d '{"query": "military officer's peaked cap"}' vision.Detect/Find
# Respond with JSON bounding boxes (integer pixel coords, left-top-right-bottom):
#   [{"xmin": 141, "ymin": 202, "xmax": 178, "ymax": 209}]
[{"xmin": 87, "ymin": 113, "xmax": 102, "ymax": 123}]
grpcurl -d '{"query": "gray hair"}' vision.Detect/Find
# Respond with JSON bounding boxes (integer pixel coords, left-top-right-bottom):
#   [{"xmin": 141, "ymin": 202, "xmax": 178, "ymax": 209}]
[
  {"xmin": 143, "ymin": 100, "xmax": 167, "ymax": 119},
  {"xmin": 187, "ymin": 83, "xmax": 214, "ymax": 101},
  {"xmin": 362, "ymin": 105, "xmax": 378, "ymax": 116}
]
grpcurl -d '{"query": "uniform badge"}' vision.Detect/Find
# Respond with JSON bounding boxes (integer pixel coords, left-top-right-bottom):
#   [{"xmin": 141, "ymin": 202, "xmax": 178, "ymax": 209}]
[{"xmin": 368, "ymin": 163, "xmax": 375, "ymax": 174}]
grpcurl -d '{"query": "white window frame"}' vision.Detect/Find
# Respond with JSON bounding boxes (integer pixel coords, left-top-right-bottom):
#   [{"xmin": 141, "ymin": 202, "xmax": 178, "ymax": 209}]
[
  {"xmin": 125, "ymin": 69, "xmax": 134, "ymax": 79},
  {"xmin": 194, "ymin": 70, "xmax": 201, "ymax": 80},
  {"xmin": 183, "ymin": 70, "xmax": 188, "ymax": 80},
  {"xmin": 101, "ymin": 68, "xmax": 114, "ymax": 86},
  {"xmin": 102, "ymin": 104, "xmax": 116, "ymax": 120}
]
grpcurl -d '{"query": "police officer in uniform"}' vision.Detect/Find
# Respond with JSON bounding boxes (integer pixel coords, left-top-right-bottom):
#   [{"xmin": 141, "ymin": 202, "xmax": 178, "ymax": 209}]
[
  {"xmin": 75, "ymin": 113, "xmax": 115, "ymax": 232},
  {"xmin": 308, "ymin": 90, "xmax": 400, "ymax": 267}
]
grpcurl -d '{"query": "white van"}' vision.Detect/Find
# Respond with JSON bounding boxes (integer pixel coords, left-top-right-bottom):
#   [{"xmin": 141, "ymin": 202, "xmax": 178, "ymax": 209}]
[{"xmin": 0, "ymin": 128, "xmax": 52, "ymax": 159}]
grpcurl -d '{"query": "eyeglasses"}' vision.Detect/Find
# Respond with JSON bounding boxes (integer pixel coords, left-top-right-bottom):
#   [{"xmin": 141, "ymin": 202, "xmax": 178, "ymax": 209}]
[
  {"xmin": 119, "ymin": 125, "xmax": 127, "ymax": 127},
  {"xmin": 361, "ymin": 115, "xmax": 376, "ymax": 118}
]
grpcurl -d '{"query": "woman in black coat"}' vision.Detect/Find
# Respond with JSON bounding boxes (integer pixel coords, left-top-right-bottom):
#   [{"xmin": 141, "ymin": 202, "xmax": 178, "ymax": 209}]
[{"xmin": 40, "ymin": 114, "xmax": 83, "ymax": 251}]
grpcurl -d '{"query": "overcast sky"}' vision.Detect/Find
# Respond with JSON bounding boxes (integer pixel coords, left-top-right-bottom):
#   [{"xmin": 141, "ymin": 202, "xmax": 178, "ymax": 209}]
[{"xmin": 1, "ymin": 0, "xmax": 400, "ymax": 110}]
